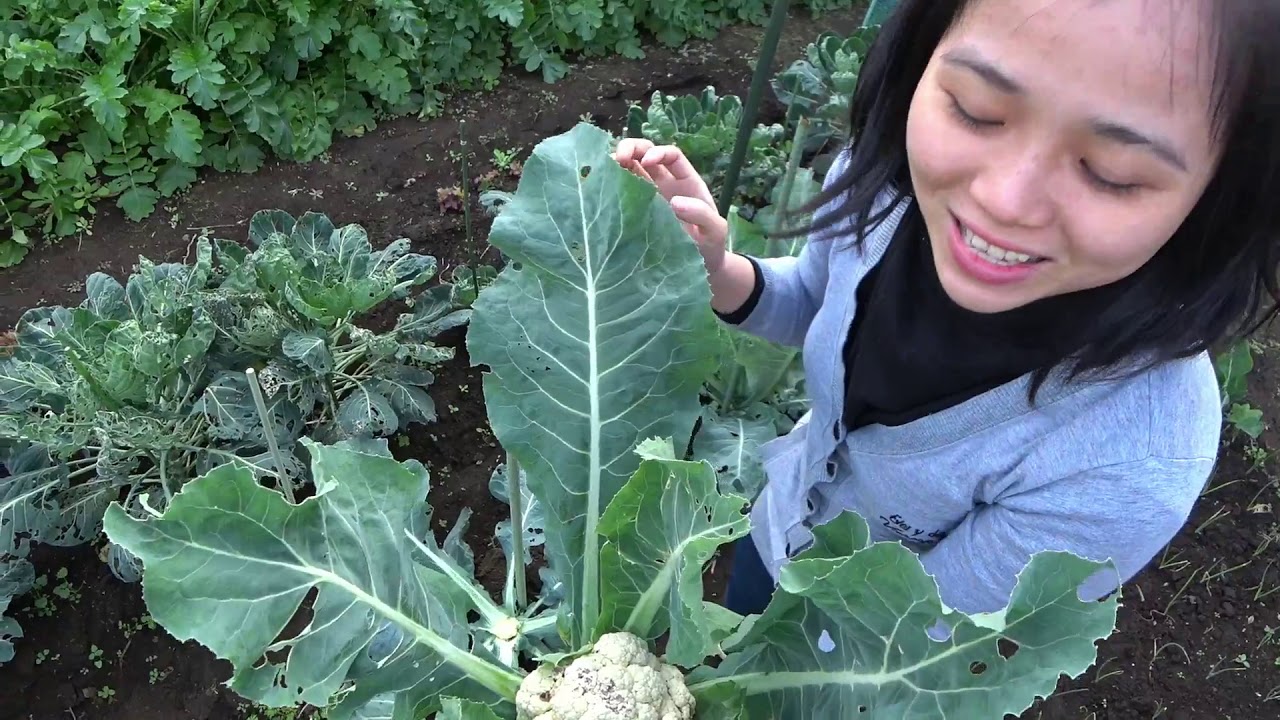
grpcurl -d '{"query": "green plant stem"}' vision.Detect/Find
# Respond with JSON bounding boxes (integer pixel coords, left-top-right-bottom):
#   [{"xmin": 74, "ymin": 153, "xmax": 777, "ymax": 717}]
[
  {"xmin": 157, "ymin": 450, "xmax": 174, "ymax": 505},
  {"xmin": 505, "ymin": 452, "xmax": 528, "ymax": 613},
  {"xmin": 405, "ymin": 532, "xmax": 512, "ymax": 631},
  {"xmin": 766, "ymin": 117, "xmax": 810, "ymax": 256},
  {"xmin": 459, "ymin": 124, "xmax": 482, "ymax": 302},
  {"xmin": 66, "ymin": 464, "xmax": 100, "ymax": 480},
  {"xmin": 717, "ymin": 0, "xmax": 791, "ymax": 217},
  {"xmin": 245, "ymin": 367, "xmax": 295, "ymax": 502},
  {"xmin": 718, "ymin": 332, "xmax": 744, "ymax": 412},
  {"xmin": 170, "ymin": 445, "xmax": 256, "ymax": 467},
  {"xmin": 863, "ymin": 0, "xmax": 899, "ymax": 26}
]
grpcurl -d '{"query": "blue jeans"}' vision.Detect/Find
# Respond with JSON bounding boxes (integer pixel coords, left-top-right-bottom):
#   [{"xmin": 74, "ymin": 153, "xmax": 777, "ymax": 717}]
[{"xmin": 723, "ymin": 537, "xmax": 777, "ymax": 616}]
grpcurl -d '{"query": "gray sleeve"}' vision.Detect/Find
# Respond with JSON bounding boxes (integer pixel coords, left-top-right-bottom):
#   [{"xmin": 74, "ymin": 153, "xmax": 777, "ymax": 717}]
[
  {"xmin": 917, "ymin": 455, "xmax": 1215, "ymax": 615},
  {"xmin": 728, "ymin": 235, "xmax": 835, "ymax": 348},
  {"xmin": 724, "ymin": 151, "xmax": 855, "ymax": 347}
]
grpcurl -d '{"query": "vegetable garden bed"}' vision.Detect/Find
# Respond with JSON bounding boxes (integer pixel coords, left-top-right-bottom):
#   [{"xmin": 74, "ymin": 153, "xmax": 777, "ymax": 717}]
[{"xmin": 2, "ymin": 7, "xmax": 1278, "ymax": 720}]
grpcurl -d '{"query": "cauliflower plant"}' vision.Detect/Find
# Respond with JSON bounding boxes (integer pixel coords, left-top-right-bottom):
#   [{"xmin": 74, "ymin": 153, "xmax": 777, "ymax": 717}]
[{"xmin": 516, "ymin": 632, "xmax": 695, "ymax": 720}]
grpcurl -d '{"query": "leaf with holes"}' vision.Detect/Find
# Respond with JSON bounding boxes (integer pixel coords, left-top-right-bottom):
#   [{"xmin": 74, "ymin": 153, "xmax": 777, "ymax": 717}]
[
  {"xmin": 283, "ymin": 331, "xmax": 333, "ymax": 374},
  {"xmin": 1, "ymin": 558, "xmax": 34, "ymax": 663},
  {"xmin": 196, "ymin": 373, "xmax": 259, "ymax": 441},
  {"xmin": 467, "ymin": 122, "xmax": 719, "ymax": 647},
  {"xmin": 337, "ymin": 385, "xmax": 398, "ymax": 437},
  {"xmin": 688, "ymin": 514, "xmax": 1120, "ymax": 719},
  {"xmin": 596, "ymin": 438, "xmax": 750, "ymax": 668},
  {"xmin": 102, "ymin": 439, "xmax": 523, "ymax": 715},
  {"xmin": 249, "ymin": 211, "xmax": 437, "ymax": 327}
]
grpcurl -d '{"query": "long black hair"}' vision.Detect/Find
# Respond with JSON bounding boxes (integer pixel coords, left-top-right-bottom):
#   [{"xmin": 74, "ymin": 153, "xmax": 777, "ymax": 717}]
[{"xmin": 794, "ymin": 0, "xmax": 1280, "ymax": 393}]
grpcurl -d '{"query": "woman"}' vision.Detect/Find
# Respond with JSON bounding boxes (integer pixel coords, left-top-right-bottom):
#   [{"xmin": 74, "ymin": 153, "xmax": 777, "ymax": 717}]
[{"xmin": 615, "ymin": 0, "xmax": 1280, "ymax": 617}]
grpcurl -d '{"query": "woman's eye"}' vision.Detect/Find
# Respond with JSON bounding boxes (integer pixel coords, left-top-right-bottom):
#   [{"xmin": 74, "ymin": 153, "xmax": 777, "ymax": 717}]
[
  {"xmin": 1080, "ymin": 160, "xmax": 1141, "ymax": 195},
  {"xmin": 947, "ymin": 95, "xmax": 1001, "ymax": 129}
]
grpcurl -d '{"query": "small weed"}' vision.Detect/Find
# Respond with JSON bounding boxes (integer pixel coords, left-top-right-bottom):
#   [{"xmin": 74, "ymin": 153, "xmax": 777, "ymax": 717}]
[
  {"xmin": 26, "ymin": 567, "xmax": 80, "ymax": 618},
  {"xmin": 437, "ymin": 185, "xmax": 465, "ymax": 214},
  {"xmin": 149, "ymin": 666, "xmax": 173, "ymax": 685},
  {"xmin": 96, "ymin": 685, "xmax": 116, "ymax": 701},
  {"xmin": 492, "ymin": 146, "xmax": 522, "ymax": 171},
  {"xmin": 89, "ymin": 644, "xmax": 105, "ymax": 669},
  {"xmin": 34, "ymin": 649, "xmax": 59, "ymax": 665},
  {"xmin": 1206, "ymin": 653, "xmax": 1251, "ymax": 678},
  {"xmin": 118, "ymin": 614, "xmax": 156, "ymax": 639}
]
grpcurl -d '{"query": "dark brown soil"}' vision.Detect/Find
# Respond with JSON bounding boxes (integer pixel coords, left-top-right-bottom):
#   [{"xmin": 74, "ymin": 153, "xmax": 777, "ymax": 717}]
[
  {"xmin": 1022, "ymin": 413, "xmax": 1280, "ymax": 720},
  {"xmin": 2, "ymin": 5, "xmax": 1278, "ymax": 719}
]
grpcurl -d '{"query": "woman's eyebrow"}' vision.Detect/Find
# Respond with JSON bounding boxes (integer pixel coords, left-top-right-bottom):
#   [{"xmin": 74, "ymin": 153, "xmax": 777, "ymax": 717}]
[
  {"xmin": 1090, "ymin": 120, "xmax": 1188, "ymax": 172},
  {"xmin": 942, "ymin": 48, "xmax": 1024, "ymax": 94},
  {"xmin": 941, "ymin": 47, "xmax": 1189, "ymax": 173}
]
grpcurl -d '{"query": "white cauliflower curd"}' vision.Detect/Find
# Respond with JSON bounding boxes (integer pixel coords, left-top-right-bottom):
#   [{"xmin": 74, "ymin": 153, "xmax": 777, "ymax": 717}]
[{"xmin": 515, "ymin": 632, "xmax": 695, "ymax": 720}]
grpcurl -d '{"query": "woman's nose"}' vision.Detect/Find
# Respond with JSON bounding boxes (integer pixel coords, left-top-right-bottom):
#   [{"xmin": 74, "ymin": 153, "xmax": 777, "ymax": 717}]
[{"xmin": 968, "ymin": 145, "xmax": 1056, "ymax": 229}]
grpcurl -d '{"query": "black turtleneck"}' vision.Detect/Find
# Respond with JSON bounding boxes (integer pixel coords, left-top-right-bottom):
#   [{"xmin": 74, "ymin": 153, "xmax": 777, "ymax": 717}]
[{"xmin": 718, "ymin": 205, "xmax": 1121, "ymax": 431}]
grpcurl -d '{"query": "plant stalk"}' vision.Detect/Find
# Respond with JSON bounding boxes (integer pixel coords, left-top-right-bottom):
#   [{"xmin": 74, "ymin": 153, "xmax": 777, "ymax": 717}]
[
  {"xmin": 717, "ymin": 0, "xmax": 792, "ymax": 217},
  {"xmin": 245, "ymin": 367, "xmax": 295, "ymax": 502},
  {"xmin": 158, "ymin": 450, "xmax": 174, "ymax": 505},
  {"xmin": 863, "ymin": 0, "xmax": 900, "ymax": 26},
  {"xmin": 505, "ymin": 453, "xmax": 529, "ymax": 612},
  {"xmin": 766, "ymin": 117, "xmax": 810, "ymax": 256},
  {"xmin": 459, "ymin": 124, "xmax": 482, "ymax": 303}
]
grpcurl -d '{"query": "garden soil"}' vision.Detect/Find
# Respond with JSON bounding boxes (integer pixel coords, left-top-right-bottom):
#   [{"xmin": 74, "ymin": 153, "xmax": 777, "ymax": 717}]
[{"xmin": 2, "ymin": 6, "xmax": 1277, "ymax": 719}]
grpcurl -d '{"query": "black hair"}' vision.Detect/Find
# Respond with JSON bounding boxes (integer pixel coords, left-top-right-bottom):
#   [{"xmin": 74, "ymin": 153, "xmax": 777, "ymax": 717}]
[{"xmin": 790, "ymin": 0, "xmax": 1280, "ymax": 396}]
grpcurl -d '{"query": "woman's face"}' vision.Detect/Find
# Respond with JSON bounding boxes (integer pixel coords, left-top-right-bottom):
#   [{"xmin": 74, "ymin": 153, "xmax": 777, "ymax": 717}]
[{"xmin": 906, "ymin": 0, "xmax": 1223, "ymax": 313}]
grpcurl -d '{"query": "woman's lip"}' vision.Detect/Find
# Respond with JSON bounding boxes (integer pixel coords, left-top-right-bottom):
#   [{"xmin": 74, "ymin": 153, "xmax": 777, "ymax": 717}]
[
  {"xmin": 952, "ymin": 214, "xmax": 1044, "ymax": 260},
  {"xmin": 947, "ymin": 215, "xmax": 1044, "ymax": 285}
]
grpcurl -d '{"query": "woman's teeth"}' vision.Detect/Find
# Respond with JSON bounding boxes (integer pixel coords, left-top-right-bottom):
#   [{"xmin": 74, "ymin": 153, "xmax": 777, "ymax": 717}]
[{"xmin": 962, "ymin": 225, "xmax": 1041, "ymax": 266}]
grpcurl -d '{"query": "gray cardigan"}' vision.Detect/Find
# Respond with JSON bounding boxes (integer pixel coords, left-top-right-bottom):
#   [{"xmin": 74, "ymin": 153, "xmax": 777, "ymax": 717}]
[{"xmin": 734, "ymin": 153, "xmax": 1222, "ymax": 615}]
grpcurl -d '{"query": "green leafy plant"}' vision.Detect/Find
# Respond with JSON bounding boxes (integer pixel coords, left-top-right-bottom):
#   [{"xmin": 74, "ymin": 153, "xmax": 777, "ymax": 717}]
[
  {"xmin": 0, "ymin": 0, "xmax": 853, "ymax": 267},
  {"xmin": 0, "ymin": 211, "xmax": 465, "ymax": 662},
  {"xmin": 772, "ymin": 27, "xmax": 880, "ymax": 154},
  {"xmin": 626, "ymin": 87, "xmax": 790, "ymax": 208},
  {"xmin": 1214, "ymin": 340, "xmax": 1265, "ymax": 439},
  {"xmin": 104, "ymin": 123, "xmax": 1118, "ymax": 720}
]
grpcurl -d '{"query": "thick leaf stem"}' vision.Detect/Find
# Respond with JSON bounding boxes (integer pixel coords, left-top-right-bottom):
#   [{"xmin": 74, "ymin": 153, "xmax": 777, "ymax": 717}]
[
  {"xmin": 405, "ymin": 532, "xmax": 510, "ymax": 630},
  {"xmin": 505, "ymin": 453, "xmax": 528, "ymax": 612},
  {"xmin": 718, "ymin": 363, "xmax": 742, "ymax": 412},
  {"xmin": 306, "ymin": 563, "xmax": 524, "ymax": 700},
  {"xmin": 245, "ymin": 367, "xmax": 295, "ymax": 502},
  {"xmin": 157, "ymin": 450, "xmax": 174, "ymax": 505}
]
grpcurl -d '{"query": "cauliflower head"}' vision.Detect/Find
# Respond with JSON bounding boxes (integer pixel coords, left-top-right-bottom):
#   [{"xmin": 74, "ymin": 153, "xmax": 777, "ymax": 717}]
[{"xmin": 515, "ymin": 632, "xmax": 695, "ymax": 720}]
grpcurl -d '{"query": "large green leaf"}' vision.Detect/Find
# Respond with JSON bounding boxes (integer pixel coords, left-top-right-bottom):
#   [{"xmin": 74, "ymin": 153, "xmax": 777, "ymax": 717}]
[
  {"xmin": 467, "ymin": 122, "xmax": 718, "ymax": 645},
  {"xmin": 596, "ymin": 438, "xmax": 750, "ymax": 668},
  {"xmin": 690, "ymin": 514, "xmax": 1119, "ymax": 719},
  {"xmin": 103, "ymin": 439, "xmax": 523, "ymax": 718},
  {"xmin": 690, "ymin": 406, "xmax": 778, "ymax": 498},
  {"xmin": 1, "ymin": 558, "xmax": 34, "ymax": 663},
  {"xmin": 0, "ymin": 444, "xmax": 75, "ymax": 556}
]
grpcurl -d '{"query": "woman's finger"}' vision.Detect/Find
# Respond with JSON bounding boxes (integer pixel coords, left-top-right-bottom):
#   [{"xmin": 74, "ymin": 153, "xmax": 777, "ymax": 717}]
[
  {"xmin": 625, "ymin": 159, "xmax": 656, "ymax": 184},
  {"xmin": 614, "ymin": 138, "xmax": 655, "ymax": 165},
  {"xmin": 640, "ymin": 145, "xmax": 702, "ymax": 181}
]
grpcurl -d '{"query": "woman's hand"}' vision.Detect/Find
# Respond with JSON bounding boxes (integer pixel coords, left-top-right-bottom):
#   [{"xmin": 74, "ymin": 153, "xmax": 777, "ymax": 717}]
[{"xmin": 614, "ymin": 139, "xmax": 728, "ymax": 276}]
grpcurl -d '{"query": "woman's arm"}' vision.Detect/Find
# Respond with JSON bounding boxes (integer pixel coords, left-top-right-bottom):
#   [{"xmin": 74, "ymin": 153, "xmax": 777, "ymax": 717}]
[{"xmin": 918, "ymin": 455, "xmax": 1213, "ymax": 616}]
